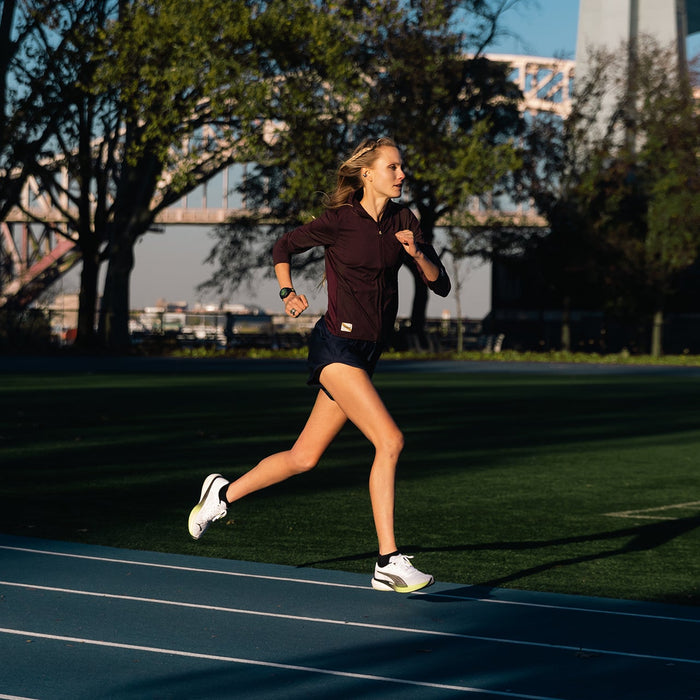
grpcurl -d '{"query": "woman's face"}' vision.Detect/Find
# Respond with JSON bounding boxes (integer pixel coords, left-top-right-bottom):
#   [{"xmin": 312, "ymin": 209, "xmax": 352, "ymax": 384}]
[{"xmin": 365, "ymin": 146, "xmax": 405, "ymax": 199}]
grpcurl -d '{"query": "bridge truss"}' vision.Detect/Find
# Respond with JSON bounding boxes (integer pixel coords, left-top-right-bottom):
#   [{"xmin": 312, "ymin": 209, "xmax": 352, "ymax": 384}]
[{"xmin": 0, "ymin": 54, "xmax": 574, "ymax": 308}]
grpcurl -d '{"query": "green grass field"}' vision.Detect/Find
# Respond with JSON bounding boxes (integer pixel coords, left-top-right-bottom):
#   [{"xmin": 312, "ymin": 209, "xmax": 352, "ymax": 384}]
[{"xmin": 2, "ymin": 362, "xmax": 699, "ymax": 606}]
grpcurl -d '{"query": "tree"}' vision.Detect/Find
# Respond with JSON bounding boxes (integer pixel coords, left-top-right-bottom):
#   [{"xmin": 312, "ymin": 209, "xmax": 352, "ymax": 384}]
[
  {"xmin": 2, "ymin": 0, "xmax": 349, "ymax": 350},
  {"xmin": 443, "ymin": 228, "xmax": 472, "ymax": 352},
  {"xmin": 364, "ymin": 2, "xmax": 523, "ymax": 340},
  {"xmin": 7, "ymin": 0, "xmax": 122, "ymax": 346},
  {"xmin": 200, "ymin": 1, "xmax": 370, "ymax": 299},
  {"xmin": 0, "ymin": 0, "xmax": 31, "ymax": 222},
  {"xmin": 88, "ymin": 0, "xmax": 363, "ymax": 350},
  {"xmin": 6, "ymin": 0, "xmax": 291, "ymax": 350},
  {"xmin": 527, "ymin": 38, "xmax": 700, "ymax": 356},
  {"xmin": 1, "ymin": 0, "xmax": 103, "ymax": 335},
  {"xmin": 0, "ymin": 0, "xmax": 60, "ymax": 228},
  {"xmin": 89, "ymin": 0, "xmax": 266, "ymax": 350},
  {"xmin": 0, "ymin": 0, "xmax": 22, "ymax": 298},
  {"xmin": 0, "ymin": 0, "xmax": 92, "ymax": 220},
  {"xmin": 202, "ymin": 0, "xmax": 524, "ymax": 344}
]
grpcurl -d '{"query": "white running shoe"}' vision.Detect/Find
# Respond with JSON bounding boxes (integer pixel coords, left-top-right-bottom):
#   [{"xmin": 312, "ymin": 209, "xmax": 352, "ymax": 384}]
[
  {"xmin": 188, "ymin": 473, "xmax": 229, "ymax": 540},
  {"xmin": 371, "ymin": 554, "xmax": 434, "ymax": 593}
]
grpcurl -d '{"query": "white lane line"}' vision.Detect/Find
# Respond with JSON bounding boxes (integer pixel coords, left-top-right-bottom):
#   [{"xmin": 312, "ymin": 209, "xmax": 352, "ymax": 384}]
[
  {"xmin": 605, "ymin": 500, "xmax": 700, "ymax": 520},
  {"xmin": 2, "ymin": 543, "xmax": 699, "ymax": 624},
  {"xmin": 0, "ymin": 626, "xmax": 564, "ymax": 700},
  {"xmin": 0, "ymin": 544, "xmax": 367, "ymax": 589},
  {"xmin": 2, "ymin": 580, "xmax": 698, "ymax": 666}
]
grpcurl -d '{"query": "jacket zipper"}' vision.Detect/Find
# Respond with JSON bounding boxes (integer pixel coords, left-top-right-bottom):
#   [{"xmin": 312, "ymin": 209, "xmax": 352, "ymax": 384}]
[{"xmin": 377, "ymin": 220, "xmax": 385, "ymax": 335}]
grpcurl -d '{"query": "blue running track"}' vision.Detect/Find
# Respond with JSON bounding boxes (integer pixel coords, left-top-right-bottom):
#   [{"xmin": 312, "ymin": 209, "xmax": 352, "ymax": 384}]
[{"xmin": 1, "ymin": 534, "xmax": 699, "ymax": 699}]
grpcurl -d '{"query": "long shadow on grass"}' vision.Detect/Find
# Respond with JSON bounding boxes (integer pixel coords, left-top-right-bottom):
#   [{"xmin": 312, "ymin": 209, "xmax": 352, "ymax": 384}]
[
  {"xmin": 299, "ymin": 515, "xmax": 700, "ymax": 594},
  {"xmin": 462, "ymin": 515, "xmax": 700, "ymax": 591}
]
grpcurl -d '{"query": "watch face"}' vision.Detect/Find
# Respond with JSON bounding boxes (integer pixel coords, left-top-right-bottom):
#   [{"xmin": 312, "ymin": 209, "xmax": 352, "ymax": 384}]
[{"xmin": 279, "ymin": 287, "xmax": 294, "ymax": 299}]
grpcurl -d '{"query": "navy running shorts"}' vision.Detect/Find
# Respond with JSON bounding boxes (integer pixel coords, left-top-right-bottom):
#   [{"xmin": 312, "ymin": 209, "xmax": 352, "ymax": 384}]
[{"xmin": 307, "ymin": 316, "xmax": 384, "ymax": 397}]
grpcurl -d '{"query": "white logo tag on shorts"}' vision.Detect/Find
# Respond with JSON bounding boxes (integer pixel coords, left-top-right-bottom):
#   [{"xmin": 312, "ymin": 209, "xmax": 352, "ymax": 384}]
[{"xmin": 340, "ymin": 322, "xmax": 353, "ymax": 333}]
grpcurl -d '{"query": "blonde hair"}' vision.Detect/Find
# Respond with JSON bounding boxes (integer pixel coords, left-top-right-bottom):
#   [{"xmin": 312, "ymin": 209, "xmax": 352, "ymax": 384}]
[{"xmin": 324, "ymin": 137, "xmax": 398, "ymax": 209}]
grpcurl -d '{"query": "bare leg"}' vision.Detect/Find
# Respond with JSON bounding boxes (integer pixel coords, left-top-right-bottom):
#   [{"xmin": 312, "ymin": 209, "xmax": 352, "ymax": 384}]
[
  {"xmin": 223, "ymin": 390, "xmax": 347, "ymax": 503},
  {"xmin": 317, "ymin": 363, "xmax": 404, "ymax": 555}
]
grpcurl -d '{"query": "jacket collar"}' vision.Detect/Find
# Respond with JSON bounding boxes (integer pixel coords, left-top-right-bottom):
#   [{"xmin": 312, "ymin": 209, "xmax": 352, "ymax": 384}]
[{"xmin": 350, "ymin": 188, "xmax": 397, "ymax": 222}]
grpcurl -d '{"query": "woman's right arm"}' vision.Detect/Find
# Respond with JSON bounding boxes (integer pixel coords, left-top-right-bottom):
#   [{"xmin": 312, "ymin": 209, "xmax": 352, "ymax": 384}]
[
  {"xmin": 272, "ymin": 211, "xmax": 335, "ymax": 318},
  {"xmin": 274, "ymin": 262, "xmax": 308, "ymax": 317}
]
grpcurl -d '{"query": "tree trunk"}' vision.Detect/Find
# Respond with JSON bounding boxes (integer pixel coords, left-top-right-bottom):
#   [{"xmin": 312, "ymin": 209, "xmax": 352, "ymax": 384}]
[
  {"xmin": 98, "ymin": 235, "xmax": 134, "ymax": 352},
  {"xmin": 98, "ymin": 147, "xmax": 160, "ymax": 352},
  {"xmin": 407, "ymin": 212, "xmax": 437, "ymax": 349},
  {"xmin": 75, "ymin": 244, "xmax": 100, "ymax": 349},
  {"xmin": 560, "ymin": 297, "xmax": 571, "ymax": 352},
  {"xmin": 650, "ymin": 308, "xmax": 663, "ymax": 357},
  {"xmin": 408, "ymin": 271, "xmax": 429, "ymax": 348},
  {"xmin": 455, "ymin": 277, "xmax": 464, "ymax": 353}
]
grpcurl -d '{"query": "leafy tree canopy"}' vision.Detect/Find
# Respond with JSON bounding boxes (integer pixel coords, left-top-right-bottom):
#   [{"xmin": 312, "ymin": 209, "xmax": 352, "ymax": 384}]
[
  {"xmin": 525, "ymin": 37, "xmax": 700, "ymax": 354},
  {"xmin": 202, "ymin": 0, "xmax": 525, "ymax": 332}
]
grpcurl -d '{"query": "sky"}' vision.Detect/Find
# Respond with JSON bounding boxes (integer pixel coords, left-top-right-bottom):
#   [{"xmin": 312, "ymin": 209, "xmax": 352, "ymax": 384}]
[{"xmin": 56, "ymin": 1, "xmax": 700, "ymax": 318}]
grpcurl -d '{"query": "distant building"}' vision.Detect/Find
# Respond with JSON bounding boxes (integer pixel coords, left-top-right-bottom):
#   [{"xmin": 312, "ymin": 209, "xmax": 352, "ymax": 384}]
[
  {"xmin": 576, "ymin": 0, "xmax": 700, "ymax": 73},
  {"xmin": 576, "ymin": 0, "xmax": 700, "ymax": 136}
]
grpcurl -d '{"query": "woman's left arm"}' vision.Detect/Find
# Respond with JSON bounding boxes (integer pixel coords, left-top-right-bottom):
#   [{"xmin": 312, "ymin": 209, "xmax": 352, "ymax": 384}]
[{"xmin": 395, "ymin": 229, "xmax": 451, "ymax": 296}]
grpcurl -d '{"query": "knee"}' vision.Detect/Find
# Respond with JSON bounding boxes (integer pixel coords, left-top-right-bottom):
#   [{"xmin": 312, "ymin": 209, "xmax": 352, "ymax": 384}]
[
  {"xmin": 288, "ymin": 449, "xmax": 319, "ymax": 475},
  {"xmin": 379, "ymin": 428, "xmax": 404, "ymax": 461}
]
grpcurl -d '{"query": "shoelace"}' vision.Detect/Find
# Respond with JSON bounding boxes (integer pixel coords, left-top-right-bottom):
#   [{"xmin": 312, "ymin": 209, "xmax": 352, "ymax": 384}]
[{"xmin": 392, "ymin": 554, "xmax": 415, "ymax": 570}]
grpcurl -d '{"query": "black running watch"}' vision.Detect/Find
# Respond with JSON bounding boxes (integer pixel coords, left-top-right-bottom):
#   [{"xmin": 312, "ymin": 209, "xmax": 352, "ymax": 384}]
[{"xmin": 279, "ymin": 287, "xmax": 295, "ymax": 300}]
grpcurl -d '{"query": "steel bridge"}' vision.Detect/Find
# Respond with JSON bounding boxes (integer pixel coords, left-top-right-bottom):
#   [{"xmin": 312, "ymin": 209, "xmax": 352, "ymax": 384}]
[{"xmin": 0, "ymin": 54, "xmax": 573, "ymax": 308}]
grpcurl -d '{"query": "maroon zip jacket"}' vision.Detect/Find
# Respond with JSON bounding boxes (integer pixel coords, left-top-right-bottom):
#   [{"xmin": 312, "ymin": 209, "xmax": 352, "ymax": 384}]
[{"xmin": 272, "ymin": 190, "xmax": 451, "ymax": 342}]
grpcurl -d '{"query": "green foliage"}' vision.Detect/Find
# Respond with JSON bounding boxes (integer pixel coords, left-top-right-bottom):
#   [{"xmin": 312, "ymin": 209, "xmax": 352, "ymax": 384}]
[
  {"xmin": 167, "ymin": 342, "xmax": 700, "ymax": 366},
  {"xmin": 202, "ymin": 1, "xmax": 525, "ymax": 305},
  {"xmin": 95, "ymin": 0, "xmax": 346, "ymax": 348},
  {"xmin": 3, "ymin": 0, "xmax": 524, "ymax": 349},
  {"xmin": 527, "ymin": 38, "xmax": 700, "ymax": 354},
  {"xmin": 367, "ymin": 43, "xmax": 523, "ymax": 227},
  {"xmin": 92, "ymin": 0, "xmax": 262, "ymax": 170},
  {"xmin": 0, "ymin": 307, "xmax": 52, "ymax": 352}
]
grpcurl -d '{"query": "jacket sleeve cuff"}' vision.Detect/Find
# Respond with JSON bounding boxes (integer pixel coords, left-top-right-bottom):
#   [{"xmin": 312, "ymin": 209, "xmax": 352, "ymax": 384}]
[{"xmin": 428, "ymin": 266, "xmax": 451, "ymax": 297}]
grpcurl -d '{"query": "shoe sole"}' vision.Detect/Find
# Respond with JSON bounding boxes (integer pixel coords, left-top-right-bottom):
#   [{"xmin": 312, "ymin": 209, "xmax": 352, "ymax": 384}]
[
  {"xmin": 188, "ymin": 503, "xmax": 204, "ymax": 540},
  {"xmin": 371, "ymin": 575, "xmax": 434, "ymax": 593}
]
